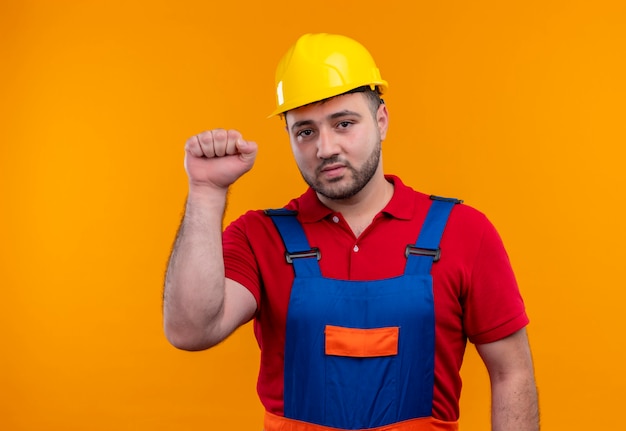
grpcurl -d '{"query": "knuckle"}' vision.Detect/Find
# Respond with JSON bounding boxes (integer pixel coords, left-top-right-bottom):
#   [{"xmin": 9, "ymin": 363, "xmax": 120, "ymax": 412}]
[
  {"xmin": 212, "ymin": 128, "xmax": 227, "ymax": 142},
  {"xmin": 227, "ymin": 129, "xmax": 242, "ymax": 139}
]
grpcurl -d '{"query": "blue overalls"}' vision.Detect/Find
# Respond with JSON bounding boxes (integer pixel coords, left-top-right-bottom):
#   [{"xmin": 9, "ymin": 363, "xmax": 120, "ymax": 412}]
[{"xmin": 265, "ymin": 197, "xmax": 461, "ymax": 431}]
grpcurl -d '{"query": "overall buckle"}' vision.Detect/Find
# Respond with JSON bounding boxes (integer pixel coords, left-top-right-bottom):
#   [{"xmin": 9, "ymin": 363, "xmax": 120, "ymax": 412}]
[
  {"xmin": 405, "ymin": 245, "xmax": 441, "ymax": 262},
  {"xmin": 285, "ymin": 248, "xmax": 321, "ymax": 264}
]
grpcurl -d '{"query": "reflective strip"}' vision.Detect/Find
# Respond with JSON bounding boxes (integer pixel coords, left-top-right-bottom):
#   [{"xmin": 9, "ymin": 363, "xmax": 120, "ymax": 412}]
[
  {"xmin": 325, "ymin": 325, "xmax": 399, "ymax": 357},
  {"xmin": 264, "ymin": 411, "xmax": 458, "ymax": 431}
]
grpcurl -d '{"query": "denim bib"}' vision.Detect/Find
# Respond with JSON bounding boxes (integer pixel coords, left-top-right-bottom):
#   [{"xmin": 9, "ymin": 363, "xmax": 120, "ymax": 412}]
[{"xmin": 266, "ymin": 196, "xmax": 459, "ymax": 430}]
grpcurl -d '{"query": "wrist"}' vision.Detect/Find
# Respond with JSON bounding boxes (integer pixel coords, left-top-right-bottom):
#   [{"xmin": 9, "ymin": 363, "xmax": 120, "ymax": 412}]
[
  {"xmin": 186, "ymin": 184, "xmax": 229, "ymax": 213},
  {"xmin": 187, "ymin": 182, "xmax": 228, "ymax": 198}
]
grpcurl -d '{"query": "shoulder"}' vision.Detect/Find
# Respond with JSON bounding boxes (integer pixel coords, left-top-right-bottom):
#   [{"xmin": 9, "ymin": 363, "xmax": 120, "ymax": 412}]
[
  {"xmin": 224, "ymin": 209, "xmax": 282, "ymax": 248},
  {"xmin": 224, "ymin": 191, "xmax": 311, "ymax": 245},
  {"xmin": 437, "ymin": 200, "xmax": 508, "ymax": 268},
  {"xmin": 384, "ymin": 175, "xmax": 496, "ymax": 244},
  {"xmin": 448, "ymin": 200, "xmax": 492, "ymax": 231}
]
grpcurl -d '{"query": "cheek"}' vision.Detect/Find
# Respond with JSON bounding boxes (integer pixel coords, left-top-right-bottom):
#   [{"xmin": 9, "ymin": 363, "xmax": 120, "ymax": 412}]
[
  {"xmin": 291, "ymin": 140, "xmax": 316, "ymax": 160},
  {"xmin": 290, "ymin": 142, "xmax": 311, "ymax": 171}
]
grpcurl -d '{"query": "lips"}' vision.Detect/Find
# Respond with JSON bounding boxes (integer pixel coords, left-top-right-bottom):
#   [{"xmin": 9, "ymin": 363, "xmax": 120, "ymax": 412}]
[
  {"xmin": 321, "ymin": 163, "xmax": 345, "ymax": 172},
  {"xmin": 319, "ymin": 163, "xmax": 346, "ymax": 180}
]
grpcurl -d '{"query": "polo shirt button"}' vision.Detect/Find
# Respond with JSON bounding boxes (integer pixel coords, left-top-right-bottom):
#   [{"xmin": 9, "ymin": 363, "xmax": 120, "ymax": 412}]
[
  {"xmin": 353, "ymin": 245, "xmax": 359, "ymax": 252},
  {"xmin": 332, "ymin": 215, "xmax": 340, "ymax": 223}
]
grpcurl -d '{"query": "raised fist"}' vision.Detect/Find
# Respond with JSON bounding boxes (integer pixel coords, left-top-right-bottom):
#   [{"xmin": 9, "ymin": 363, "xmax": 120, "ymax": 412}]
[{"xmin": 184, "ymin": 129, "xmax": 258, "ymax": 190}]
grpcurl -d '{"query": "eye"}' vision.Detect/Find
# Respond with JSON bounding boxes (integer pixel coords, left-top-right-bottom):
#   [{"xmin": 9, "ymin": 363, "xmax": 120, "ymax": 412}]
[
  {"xmin": 296, "ymin": 129, "xmax": 315, "ymax": 140},
  {"xmin": 337, "ymin": 121, "xmax": 353, "ymax": 130}
]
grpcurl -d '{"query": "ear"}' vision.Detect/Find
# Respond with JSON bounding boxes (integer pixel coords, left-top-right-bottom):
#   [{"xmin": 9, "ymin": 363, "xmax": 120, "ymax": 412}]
[{"xmin": 377, "ymin": 103, "xmax": 389, "ymax": 140}]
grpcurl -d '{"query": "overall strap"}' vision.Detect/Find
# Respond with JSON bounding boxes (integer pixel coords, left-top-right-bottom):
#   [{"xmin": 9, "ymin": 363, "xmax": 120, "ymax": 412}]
[
  {"xmin": 405, "ymin": 196, "xmax": 463, "ymax": 275},
  {"xmin": 265, "ymin": 209, "xmax": 322, "ymax": 278}
]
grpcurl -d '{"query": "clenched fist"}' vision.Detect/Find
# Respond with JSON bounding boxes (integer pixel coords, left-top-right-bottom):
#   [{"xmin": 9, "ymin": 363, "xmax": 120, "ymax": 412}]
[{"xmin": 184, "ymin": 129, "xmax": 258, "ymax": 191}]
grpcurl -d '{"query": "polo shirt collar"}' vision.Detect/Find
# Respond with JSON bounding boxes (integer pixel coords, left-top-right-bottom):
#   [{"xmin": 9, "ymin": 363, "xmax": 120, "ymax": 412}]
[
  {"xmin": 296, "ymin": 174, "xmax": 415, "ymax": 223},
  {"xmin": 380, "ymin": 175, "xmax": 415, "ymax": 221}
]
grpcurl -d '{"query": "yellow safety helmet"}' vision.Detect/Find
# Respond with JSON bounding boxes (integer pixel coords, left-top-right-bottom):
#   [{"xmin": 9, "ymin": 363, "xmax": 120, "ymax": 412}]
[{"xmin": 270, "ymin": 33, "xmax": 388, "ymax": 117}]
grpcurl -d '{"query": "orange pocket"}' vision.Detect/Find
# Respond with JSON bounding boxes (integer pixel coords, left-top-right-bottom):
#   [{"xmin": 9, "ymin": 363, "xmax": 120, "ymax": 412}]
[{"xmin": 324, "ymin": 325, "xmax": 399, "ymax": 357}]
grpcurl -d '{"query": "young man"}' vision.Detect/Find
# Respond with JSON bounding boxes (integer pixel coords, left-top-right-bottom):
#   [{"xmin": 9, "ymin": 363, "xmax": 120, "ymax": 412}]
[{"xmin": 163, "ymin": 33, "xmax": 539, "ymax": 431}]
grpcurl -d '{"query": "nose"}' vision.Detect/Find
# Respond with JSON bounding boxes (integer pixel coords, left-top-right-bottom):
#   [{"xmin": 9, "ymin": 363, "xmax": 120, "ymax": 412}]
[{"xmin": 316, "ymin": 127, "xmax": 340, "ymax": 159}]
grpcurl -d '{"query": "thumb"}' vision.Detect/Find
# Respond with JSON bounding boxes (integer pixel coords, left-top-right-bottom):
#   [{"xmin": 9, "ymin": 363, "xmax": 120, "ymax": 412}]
[{"xmin": 236, "ymin": 139, "xmax": 258, "ymax": 160}]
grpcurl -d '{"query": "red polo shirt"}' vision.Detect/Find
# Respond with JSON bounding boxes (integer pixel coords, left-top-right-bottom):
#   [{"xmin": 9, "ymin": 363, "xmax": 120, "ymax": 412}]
[{"xmin": 223, "ymin": 175, "xmax": 528, "ymax": 422}]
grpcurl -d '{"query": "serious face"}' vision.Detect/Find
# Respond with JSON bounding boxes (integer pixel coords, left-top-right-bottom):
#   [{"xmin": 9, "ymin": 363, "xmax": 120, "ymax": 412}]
[{"xmin": 285, "ymin": 92, "xmax": 389, "ymax": 201}]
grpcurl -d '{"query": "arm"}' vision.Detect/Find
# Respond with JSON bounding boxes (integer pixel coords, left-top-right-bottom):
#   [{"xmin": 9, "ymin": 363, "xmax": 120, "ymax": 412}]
[
  {"xmin": 476, "ymin": 328, "xmax": 539, "ymax": 431},
  {"xmin": 163, "ymin": 129, "xmax": 258, "ymax": 351}
]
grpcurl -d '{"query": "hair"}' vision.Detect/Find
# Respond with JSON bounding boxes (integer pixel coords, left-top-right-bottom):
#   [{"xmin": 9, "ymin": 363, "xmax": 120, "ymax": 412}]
[{"xmin": 342, "ymin": 85, "xmax": 385, "ymax": 118}]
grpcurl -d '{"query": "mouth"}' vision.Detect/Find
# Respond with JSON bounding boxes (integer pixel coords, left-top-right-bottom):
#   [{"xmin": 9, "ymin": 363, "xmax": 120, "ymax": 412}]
[
  {"xmin": 319, "ymin": 163, "xmax": 347, "ymax": 180},
  {"xmin": 320, "ymin": 163, "xmax": 344, "ymax": 172}
]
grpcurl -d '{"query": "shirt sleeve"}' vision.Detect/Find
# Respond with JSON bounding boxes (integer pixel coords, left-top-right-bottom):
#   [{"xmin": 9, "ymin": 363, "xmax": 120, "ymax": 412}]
[
  {"xmin": 222, "ymin": 211, "xmax": 263, "ymax": 309},
  {"xmin": 464, "ymin": 217, "xmax": 529, "ymax": 345}
]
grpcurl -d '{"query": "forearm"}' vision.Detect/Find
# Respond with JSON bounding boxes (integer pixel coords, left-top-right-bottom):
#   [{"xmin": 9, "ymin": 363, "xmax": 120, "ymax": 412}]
[
  {"xmin": 491, "ymin": 370, "xmax": 539, "ymax": 431},
  {"xmin": 163, "ymin": 186, "xmax": 229, "ymax": 350}
]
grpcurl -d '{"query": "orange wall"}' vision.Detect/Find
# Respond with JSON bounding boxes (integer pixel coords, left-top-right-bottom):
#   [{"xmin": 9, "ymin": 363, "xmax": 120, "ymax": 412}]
[{"xmin": 2, "ymin": 1, "xmax": 625, "ymax": 430}]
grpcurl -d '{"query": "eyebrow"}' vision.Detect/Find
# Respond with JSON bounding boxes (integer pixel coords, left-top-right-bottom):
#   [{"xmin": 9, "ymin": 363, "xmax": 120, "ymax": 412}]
[{"xmin": 290, "ymin": 110, "xmax": 363, "ymax": 133}]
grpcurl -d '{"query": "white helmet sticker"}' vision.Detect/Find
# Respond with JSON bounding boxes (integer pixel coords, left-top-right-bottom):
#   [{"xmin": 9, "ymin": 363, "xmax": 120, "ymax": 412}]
[{"xmin": 277, "ymin": 81, "xmax": 284, "ymax": 106}]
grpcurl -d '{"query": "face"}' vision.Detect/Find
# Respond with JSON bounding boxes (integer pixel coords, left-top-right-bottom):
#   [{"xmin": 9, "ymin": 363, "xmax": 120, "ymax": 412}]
[{"xmin": 285, "ymin": 92, "xmax": 389, "ymax": 201}]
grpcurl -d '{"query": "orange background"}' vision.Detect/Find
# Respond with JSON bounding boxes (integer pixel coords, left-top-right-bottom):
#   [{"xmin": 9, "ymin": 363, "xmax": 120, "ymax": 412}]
[{"xmin": 2, "ymin": 1, "xmax": 625, "ymax": 430}]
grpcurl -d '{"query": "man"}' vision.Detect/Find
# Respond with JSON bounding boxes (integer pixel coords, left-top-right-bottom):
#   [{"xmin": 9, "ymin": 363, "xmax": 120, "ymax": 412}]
[{"xmin": 163, "ymin": 33, "xmax": 538, "ymax": 431}]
